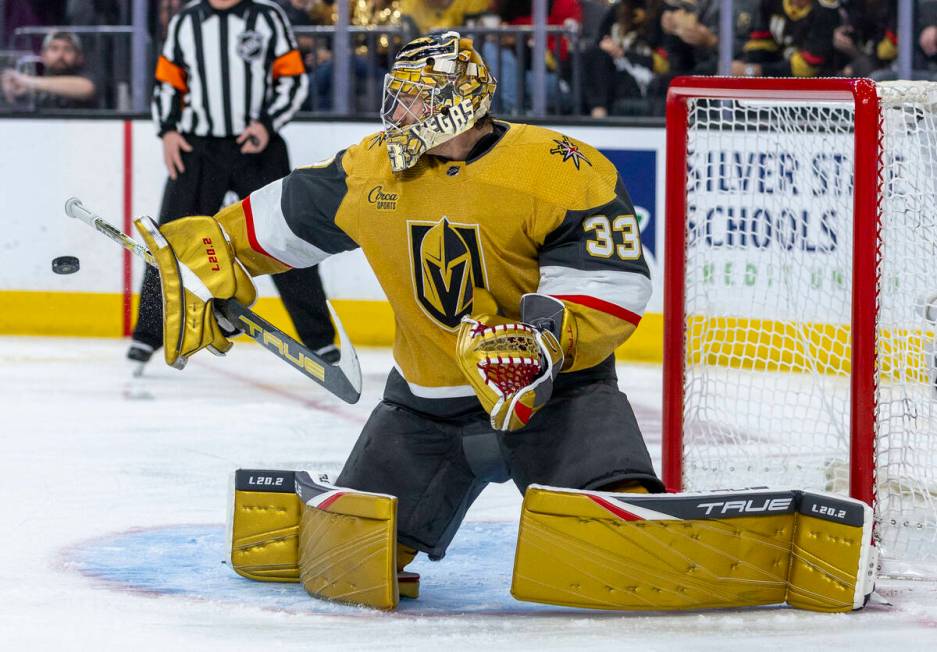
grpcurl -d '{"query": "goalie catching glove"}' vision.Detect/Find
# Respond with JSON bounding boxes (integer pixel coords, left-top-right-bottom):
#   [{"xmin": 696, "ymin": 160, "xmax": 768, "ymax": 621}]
[
  {"xmin": 456, "ymin": 293, "xmax": 576, "ymax": 432},
  {"xmin": 135, "ymin": 215, "xmax": 257, "ymax": 369}
]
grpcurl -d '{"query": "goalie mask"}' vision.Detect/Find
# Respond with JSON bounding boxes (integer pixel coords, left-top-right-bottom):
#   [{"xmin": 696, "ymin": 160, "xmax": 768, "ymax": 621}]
[{"xmin": 381, "ymin": 31, "xmax": 497, "ymax": 172}]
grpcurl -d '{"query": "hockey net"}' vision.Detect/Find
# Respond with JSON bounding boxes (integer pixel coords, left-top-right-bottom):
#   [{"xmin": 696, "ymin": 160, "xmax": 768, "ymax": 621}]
[{"xmin": 663, "ymin": 78, "xmax": 937, "ymax": 576}]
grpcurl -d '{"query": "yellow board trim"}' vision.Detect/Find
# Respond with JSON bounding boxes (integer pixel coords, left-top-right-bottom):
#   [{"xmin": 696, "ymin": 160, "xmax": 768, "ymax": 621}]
[
  {"xmin": 686, "ymin": 315, "xmax": 934, "ymax": 383},
  {"xmin": 0, "ymin": 290, "xmax": 665, "ymax": 361},
  {"xmin": 4, "ymin": 292, "xmax": 931, "ymax": 383},
  {"xmin": 0, "ymin": 290, "xmax": 130, "ymax": 337}
]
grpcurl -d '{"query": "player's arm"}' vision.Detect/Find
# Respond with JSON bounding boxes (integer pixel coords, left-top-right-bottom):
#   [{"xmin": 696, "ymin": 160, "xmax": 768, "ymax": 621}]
[
  {"xmin": 536, "ymin": 174, "xmax": 651, "ymax": 372},
  {"xmin": 135, "ymin": 153, "xmax": 359, "ymax": 368},
  {"xmin": 215, "ymin": 154, "xmax": 358, "ymax": 276},
  {"xmin": 152, "ymin": 13, "xmax": 187, "ymax": 137},
  {"xmin": 258, "ymin": 4, "xmax": 309, "ymax": 134},
  {"xmin": 21, "ymin": 73, "xmax": 95, "ymax": 100}
]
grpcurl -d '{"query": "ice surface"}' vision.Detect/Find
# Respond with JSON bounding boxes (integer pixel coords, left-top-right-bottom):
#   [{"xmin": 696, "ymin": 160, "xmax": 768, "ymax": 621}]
[{"xmin": 1, "ymin": 337, "xmax": 936, "ymax": 650}]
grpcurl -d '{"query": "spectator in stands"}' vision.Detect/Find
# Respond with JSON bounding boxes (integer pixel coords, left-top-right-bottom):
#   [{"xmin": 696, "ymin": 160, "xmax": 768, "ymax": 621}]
[
  {"xmin": 582, "ymin": 0, "xmax": 665, "ymax": 117},
  {"xmin": 399, "ymin": 0, "xmax": 489, "ymax": 34},
  {"xmin": 658, "ymin": 0, "xmax": 718, "ymax": 73},
  {"xmin": 732, "ymin": 0, "xmax": 841, "ymax": 77},
  {"xmin": 641, "ymin": 0, "xmax": 756, "ymax": 111},
  {"xmin": 872, "ymin": 0, "xmax": 937, "ymax": 81},
  {"xmin": 831, "ymin": 0, "xmax": 896, "ymax": 76},
  {"xmin": 922, "ymin": 23, "xmax": 937, "ymax": 74},
  {"xmin": 64, "ymin": 0, "xmax": 124, "ymax": 108},
  {"xmin": 282, "ymin": 0, "xmax": 396, "ymax": 111},
  {"xmin": 1, "ymin": 31, "xmax": 96, "ymax": 109},
  {"xmin": 483, "ymin": 0, "xmax": 582, "ymax": 114}
]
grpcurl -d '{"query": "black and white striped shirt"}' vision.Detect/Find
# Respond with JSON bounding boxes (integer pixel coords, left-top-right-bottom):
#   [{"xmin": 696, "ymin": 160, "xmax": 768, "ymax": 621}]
[{"xmin": 152, "ymin": 0, "xmax": 308, "ymax": 138}]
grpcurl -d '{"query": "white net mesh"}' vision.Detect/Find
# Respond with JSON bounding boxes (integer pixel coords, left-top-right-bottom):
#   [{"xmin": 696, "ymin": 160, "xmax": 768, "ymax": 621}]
[{"xmin": 678, "ymin": 81, "xmax": 937, "ymax": 574}]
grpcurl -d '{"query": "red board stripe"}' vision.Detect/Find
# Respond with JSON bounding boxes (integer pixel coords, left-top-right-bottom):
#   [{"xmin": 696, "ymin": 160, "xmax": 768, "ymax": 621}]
[
  {"xmin": 587, "ymin": 495, "xmax": 643, "ymax": 521},
  {"xmin": 122, "ymin": 120, "xmax": 133, "ymax": 337},
  {"xmin": 550, "ymin": 294, "xmax": 642, "ymax": 325}
]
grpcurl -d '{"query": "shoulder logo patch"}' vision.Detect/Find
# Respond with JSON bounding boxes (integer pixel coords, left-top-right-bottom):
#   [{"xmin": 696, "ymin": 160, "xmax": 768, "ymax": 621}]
[
  {"xmin": 368, "ymin": 133, "xmax": 386, "ymax": 149},
  {"xmin": 550, "ymin": 136, "xmax": 591, "ymax": 170},
  {"xmin": 236, "ymin": 30, "xmax": 264, "ymax": 62}
]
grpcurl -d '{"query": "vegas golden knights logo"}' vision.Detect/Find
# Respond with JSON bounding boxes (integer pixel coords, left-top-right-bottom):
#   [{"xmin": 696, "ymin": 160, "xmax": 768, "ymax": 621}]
[{"xmin": 408, "ymin": 217, "xmax": 488, "ymax": 330}]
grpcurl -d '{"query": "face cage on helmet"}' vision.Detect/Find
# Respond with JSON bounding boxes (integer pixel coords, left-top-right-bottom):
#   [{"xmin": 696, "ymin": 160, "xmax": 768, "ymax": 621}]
[{"xmin": 381, "ymin": 74, "xmax": 450, "ymax": 134}]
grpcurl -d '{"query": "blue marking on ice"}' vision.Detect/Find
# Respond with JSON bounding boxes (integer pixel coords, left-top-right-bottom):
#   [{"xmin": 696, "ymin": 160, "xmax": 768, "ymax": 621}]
[{"xmin": 66, "ymin": 521, "xmax": 574, "ymax": 616}]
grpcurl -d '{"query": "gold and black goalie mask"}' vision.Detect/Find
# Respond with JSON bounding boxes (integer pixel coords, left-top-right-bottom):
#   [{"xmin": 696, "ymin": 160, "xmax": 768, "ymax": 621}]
[{"xmin": 380, "ymin": 31, "xmax": 497, "ymax": 172}]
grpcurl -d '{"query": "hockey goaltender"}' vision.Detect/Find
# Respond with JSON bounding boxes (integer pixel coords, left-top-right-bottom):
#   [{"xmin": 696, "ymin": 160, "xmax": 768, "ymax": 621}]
[{"xmin": 134, "ymin": 32, "xmax": 877, "ymax": 612}]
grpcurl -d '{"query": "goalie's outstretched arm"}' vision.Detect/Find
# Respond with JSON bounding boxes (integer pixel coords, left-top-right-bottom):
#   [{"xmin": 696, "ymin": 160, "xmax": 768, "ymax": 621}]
[
  {"xmin": 136, "ymin": 152, "xmax": 361, "ymax": 369},
  {"xmin": 67, "ymin": 152, "xmax": 363, "ymax": 400},
  {"xmin": 213, "ymin": 153, "xmax": 360, "ymax": 277}
]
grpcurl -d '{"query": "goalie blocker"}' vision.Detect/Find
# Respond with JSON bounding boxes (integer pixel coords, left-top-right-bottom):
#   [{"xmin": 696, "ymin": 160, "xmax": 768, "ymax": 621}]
[{"xmin": 228, "ymin": 470, "xmax": 875, "ymax": 613}]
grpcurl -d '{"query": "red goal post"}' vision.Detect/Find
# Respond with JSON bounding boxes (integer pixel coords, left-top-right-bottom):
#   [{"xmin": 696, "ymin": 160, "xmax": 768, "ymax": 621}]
[{"xmin": 661, "ymin": 77, "xmax": 937, "ymax": 572}]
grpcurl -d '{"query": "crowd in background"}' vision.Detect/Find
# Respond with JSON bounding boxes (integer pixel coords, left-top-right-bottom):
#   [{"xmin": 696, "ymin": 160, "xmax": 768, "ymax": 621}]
[{"xmin": 2, "ymin": 0, "xmax": 937, "ymax": 117}]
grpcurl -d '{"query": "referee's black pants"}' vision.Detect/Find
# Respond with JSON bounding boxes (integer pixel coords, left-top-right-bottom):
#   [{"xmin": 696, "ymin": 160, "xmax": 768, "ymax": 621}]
[{"xmin": 132, "ymin": 133, "xmax": 335, "ymax": 352}]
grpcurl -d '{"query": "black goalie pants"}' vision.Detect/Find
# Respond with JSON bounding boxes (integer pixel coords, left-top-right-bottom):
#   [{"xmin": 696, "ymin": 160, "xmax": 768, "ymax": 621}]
[
  {"xmin": 132, "ymin": 134, "xmax": 334, "ymax": 351},
  {"xmin": 337, "ymin": 361, "xmax": 664, "ymax": 560}
]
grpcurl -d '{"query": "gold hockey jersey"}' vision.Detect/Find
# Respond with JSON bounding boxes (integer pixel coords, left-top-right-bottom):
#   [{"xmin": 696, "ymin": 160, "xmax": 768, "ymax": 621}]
[{"xmin": 217, "ymin": 121, "xmax": 652, "ymax": 402}]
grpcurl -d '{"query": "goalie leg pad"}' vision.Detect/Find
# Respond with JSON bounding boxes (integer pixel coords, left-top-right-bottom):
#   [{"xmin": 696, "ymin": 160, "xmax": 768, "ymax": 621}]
[
  {"xmin": 787, "ymin": 492, "xmax": 876, "ymax": 612},
  {"xmin": 295, "ymin": 471, "xmax": 400, "ymax": 610},
  {"xmin": 229, "ymin": 469, "xmax": 302, "ymax": 582},
  {"xmin": 511, "ymin": 486, "xmax": 875, "ymax": 613}
]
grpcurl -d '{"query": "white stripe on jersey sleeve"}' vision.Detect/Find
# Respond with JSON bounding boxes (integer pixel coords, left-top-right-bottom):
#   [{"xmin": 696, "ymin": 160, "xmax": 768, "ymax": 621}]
[
  {"xmin": 247, "ymin": 179, "xmax": 331, "ymax": 268},
  {"xmin": 538, "ymin": 265, "xmax": 652, "ymax": 318}
]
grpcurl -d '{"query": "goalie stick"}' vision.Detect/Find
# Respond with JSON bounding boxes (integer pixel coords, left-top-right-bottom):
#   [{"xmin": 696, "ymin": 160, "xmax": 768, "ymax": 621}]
[{"xmin": 64, "ymin": 197, "xmax": 362, "ymax": 404}]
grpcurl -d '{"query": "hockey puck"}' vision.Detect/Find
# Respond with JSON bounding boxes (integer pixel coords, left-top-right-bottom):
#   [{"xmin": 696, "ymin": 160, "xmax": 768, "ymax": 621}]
[{"xmin": 52, "ymin": 255, "xmax": 80, "ymax": 275}]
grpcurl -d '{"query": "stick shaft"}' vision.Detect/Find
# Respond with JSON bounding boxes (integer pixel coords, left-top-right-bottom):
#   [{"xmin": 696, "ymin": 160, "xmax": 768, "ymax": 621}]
[{"xmin": 64, "ymin": 197, "xmax": 361, "ymax": 404}]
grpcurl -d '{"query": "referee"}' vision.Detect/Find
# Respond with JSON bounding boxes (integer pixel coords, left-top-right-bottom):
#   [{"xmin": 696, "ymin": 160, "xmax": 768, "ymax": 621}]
[{"xmin": 129, "ymin": 0, "xmax": 337, "ymax": 370}]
